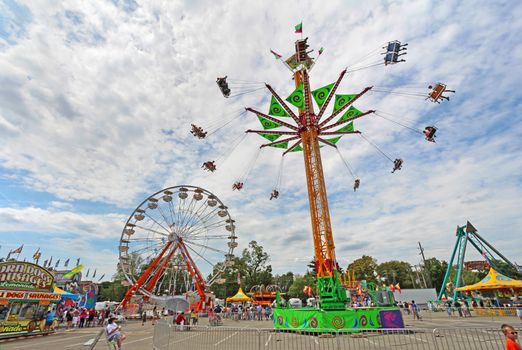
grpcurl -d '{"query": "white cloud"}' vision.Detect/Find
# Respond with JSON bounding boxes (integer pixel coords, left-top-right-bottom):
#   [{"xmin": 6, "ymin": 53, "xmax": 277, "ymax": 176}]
[{"xmin": 0, "ymin": 207, "xmax": 126, "ymax": 239}]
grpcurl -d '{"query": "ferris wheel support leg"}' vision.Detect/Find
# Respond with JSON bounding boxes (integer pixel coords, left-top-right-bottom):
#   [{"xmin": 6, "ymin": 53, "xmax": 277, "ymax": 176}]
[
  {"xmin": 118, "ymin": 241, "xmax": 173, "ymax": 310},
  {"xmin": 178, "ymin": 240, "xmax": 207, "ymax": 311},
  {"xmin": 143, "ymin": 244, "xmax": 179, "ymax": 294}
]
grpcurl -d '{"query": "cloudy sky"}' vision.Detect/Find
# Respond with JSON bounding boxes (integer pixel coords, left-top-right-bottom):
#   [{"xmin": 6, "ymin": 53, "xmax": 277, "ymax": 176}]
[{"xmin": 0, "ymin": 0, "xmax": 521, "ymax": 283}]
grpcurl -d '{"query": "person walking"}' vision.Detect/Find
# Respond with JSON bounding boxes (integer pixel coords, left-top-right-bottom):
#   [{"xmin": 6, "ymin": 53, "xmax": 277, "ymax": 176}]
[
  {"xmin": 141, "ymin": 309, "xmax": 147, "ymax": 326},
  {"xmin": 411, "ymin": 300, "xmax": 421, "ymax": 320},
  {"xmin": 65, "ymin": 308, "xmax": 73, "ymax": 329},
  {"xmin": 43, "ymin": 308, "xmax": 55, "ymax": 333},
  {"xmin": 152, "ymin": 306, "xmax": 159, "ymax": 325}
]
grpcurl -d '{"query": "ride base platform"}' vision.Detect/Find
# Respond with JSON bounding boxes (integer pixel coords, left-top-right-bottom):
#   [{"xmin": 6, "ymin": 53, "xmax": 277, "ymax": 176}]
[{"xmin": 272, "ymin": 306, "xmax": 404, "ymax": 332}]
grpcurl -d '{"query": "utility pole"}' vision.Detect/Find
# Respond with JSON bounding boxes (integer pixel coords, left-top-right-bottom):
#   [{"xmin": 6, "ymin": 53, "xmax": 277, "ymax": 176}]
[
  {"xmin": 418, "ymin": 241, "xmax": 433, "ymax": 288},
  {"xmin": 409, "ymin": 269, "xmax": 417, "ymax": 289},
  {"xmin": 415, "ymin": 265, "xmax": 428, "ymax": 289}
]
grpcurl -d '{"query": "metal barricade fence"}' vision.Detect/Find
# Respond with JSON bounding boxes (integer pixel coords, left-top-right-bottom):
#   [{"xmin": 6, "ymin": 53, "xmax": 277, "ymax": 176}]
[
  {"xmin": 152, "ymin": 320, "xmax": 171, "ymax": 350},
  {"xmin": 153, "ymin": 322, "xmax": 515, "ymax": 350},
  {"xmin": 432, "ymin": 328, "xmax": 506, "ymax": 350}
]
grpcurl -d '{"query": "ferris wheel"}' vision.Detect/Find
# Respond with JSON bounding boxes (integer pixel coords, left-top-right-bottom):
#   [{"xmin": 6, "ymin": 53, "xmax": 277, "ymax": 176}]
[{"xmin": 118, "ymin": 185, "xmax": 237, "ymax": 310}]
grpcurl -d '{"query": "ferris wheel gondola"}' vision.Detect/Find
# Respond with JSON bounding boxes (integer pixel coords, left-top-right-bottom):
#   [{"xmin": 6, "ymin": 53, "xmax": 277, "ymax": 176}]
[{"xmin": 118, "ymin": 185, "xmax": 237, "ymax": 311}]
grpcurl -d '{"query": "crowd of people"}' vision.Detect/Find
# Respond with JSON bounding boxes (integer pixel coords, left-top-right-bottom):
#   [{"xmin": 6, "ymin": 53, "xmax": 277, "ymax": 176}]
[
  {"xmin": 209, "ymin": 304, "xmax": 274, "ymax": 322},
  {"xmin": 61, "ymin": 306, "xmax": 114, "ymax": 329},
  {"xmin": 397, "ymin": 300, "xmax": 422, "ymax": 320},
  {"xmin": 40, "ymin": 304, "xmax": 121, "ymax": 331}
]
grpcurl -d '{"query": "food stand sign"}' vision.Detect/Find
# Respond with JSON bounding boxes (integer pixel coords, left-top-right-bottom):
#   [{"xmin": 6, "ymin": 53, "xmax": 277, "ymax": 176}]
[
  {"xmin": 0, "ymin": 262, "xmax": 54, "ymax": 291},
  {"xmin": 0, "ymin": 262, "xmax": 59, "ymax": 338}
]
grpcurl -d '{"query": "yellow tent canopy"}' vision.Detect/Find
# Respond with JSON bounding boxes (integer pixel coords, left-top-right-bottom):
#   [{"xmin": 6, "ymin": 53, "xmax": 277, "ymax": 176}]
[
  {"xmin": 456, "ymin": 268, "xmax": 522, "ymax": 292},
  {"xmin": 226, "ymin": 287, "xmax": 252, "ymax": 302},
  {"xmin": 54, "ymin": 286, "xmax": 67, "ymax": 294}
]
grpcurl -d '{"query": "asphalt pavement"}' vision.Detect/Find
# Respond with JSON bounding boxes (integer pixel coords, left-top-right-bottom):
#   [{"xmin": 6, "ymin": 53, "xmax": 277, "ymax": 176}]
[{"xmin": 0, "ymin": 312, "xmax": 519, "ymax": 350}]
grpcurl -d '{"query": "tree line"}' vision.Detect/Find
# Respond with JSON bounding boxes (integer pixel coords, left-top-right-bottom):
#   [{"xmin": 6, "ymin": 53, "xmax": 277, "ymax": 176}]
[{"xmin": 98, "ymin": 240, "xmax": 494, "ymax": 302}]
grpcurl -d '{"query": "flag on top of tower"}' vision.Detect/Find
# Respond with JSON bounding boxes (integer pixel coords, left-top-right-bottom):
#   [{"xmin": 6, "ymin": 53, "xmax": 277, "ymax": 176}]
[
  {"xmin": 270, "ymin": 49, "xmax": 282, "ymax": 59},
  {"xmin": 295, "ymin": 22, "xmax": 302, "ymax": 34}
]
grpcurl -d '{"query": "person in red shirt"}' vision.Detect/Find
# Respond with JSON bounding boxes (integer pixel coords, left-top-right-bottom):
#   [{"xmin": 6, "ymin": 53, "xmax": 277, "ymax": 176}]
[
  {"xmin": 502, "ymin": 324, "xmax": 521, "ymax": 350},
  {"xmin": 79, "ymin": 308, "xmax": 88, "ymax": 328},
  {"xmin": 175, "ymin": 312, "xmax": 187, "ymax": 325}
]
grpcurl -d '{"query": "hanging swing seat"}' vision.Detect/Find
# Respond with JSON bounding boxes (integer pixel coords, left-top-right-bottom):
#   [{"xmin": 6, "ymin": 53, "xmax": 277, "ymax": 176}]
[{"xmin": 428, "ymin": 83, "xmax": 446, "ymax": 102}]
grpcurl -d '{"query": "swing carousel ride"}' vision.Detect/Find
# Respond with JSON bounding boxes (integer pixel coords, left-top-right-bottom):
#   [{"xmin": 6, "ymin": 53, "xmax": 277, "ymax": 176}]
[
  {"xmin": 192, "ymin": 32, "xmax": 455, "ymax": 330},
  {"xmin": 118, "ymin": 186, "xmax": 237, "ymax": 312}
]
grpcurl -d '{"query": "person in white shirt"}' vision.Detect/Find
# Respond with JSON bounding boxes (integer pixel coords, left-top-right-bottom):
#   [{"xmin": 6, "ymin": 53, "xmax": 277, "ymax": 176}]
[{"xmin": 106, "ymin": 317, "xmax": 126, "ymax": 350}]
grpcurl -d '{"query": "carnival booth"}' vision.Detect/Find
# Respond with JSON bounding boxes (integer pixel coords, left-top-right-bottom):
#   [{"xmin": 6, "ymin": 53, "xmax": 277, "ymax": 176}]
[
  {"xmin": 456, "ymin": 268, "xmax": 522, "ymax": 316},
  {"xmin": 0, "ymin": 261, "xmax": 60, "ymax": 338}
]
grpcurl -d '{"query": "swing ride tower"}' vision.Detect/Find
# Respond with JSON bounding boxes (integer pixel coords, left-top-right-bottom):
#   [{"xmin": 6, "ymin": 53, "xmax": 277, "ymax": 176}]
[{"xmin": 243, "ymin": 38, "xmax": 404, "ymax": 330}]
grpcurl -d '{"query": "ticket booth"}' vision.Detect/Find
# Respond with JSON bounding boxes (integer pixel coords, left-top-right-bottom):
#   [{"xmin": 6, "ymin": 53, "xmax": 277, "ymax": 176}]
[{"xmin": 0, "ymin": 261, "xmax": 60, "ymax": 338}]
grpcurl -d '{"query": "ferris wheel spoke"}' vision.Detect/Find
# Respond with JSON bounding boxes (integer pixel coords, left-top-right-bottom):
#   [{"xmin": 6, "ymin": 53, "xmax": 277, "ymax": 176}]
[
  {"xmin": 191, "ymin": 206, "xmax": 220, "ymax": 227},
  {"xmin": 179, "ymin": 201, "xmax": 211, "ymax": 234},
  {"xmin": 134, "ymin": 224, "xmax": 170, "ymax": 237},
  {"xmin": 142, "ymin": 212, "xmax": 172, "ymax": 236},
  {"xmin": 180, "ymin": 206, "xmax": 221, "ymax": 236},
  {"xmin": 176, "ymin": 197, "xmax": 195, "ymax": 232},
  {"xmin": 175, "ymin": 196, "xmax": 186, "ymax": 229},
  {"xmin": 182, "ymin": 210, "xmax": 224, "ymax": 233},
  {"xmin": 128, "ymin": 241, "xmax": 165, "ymax": 256},
  {"xmin": 184, "ymin": 224, "xmax": 223, "ymax": 240},
  {"xmin": 184, "ymin": 242, "xmax": 218, "ymax": 268},
  {"xmin": 180, "ymin": 197, "xmax": 202, "ymax": 231},
  {"xmin": 126, "ymin": 236, "xmax": 165, "ymax": 242},
  {"xmin": 187, "ymin": 220, "xmax": 227, "ymax": 237},
  {"xmin": 168, "ymin": 200, "xmax": 178, "ymax": 228},
  {"xmin": 188, "ymin": 234, "xmax": 231, "ymax": 240},
  {"xmin": 157, "ymin": 205, "xmax": 174, "ymax": 229},
  {"xmin": 183, "ymin": 239, "xmax": 228, "ymax": 255}
]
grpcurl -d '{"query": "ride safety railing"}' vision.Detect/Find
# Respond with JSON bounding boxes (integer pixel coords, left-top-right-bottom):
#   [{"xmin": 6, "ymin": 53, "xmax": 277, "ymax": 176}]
[{"xmin": 152, "ymin": 320, "xmax": 519, "ymax": 350}]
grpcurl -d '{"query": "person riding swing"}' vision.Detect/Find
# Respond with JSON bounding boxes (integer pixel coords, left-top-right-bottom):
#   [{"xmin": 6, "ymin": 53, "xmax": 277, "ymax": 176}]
[
  {"xmin": 232, "ymin": 181, "xmax": 244, "ymax": 191},
  {"xmin": 202, "ymin": 161, "xmax": 216, "ymax": 172},
  {"xmin": 391, "ymin": 159, "xmax": 403, "ymax": 173},
  {"xmin": 423, "ymin": 126, "xmax": 437, "ymax": 142},
  {"xmin": 353, "ymin": 179, "xmax": 360, "ymax": 192}
]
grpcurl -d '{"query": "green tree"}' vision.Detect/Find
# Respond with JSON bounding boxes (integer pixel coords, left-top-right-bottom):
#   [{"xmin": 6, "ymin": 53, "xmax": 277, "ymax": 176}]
[
  {"xmin": 240, "ymin": 240, "xmax": 273, "ymax": 291},
  {"xmin": 490, "ymin": 259, "xmax": 522, "ymax": 279},
  {"xmin": 208, "ymin": 256, "xmax": 244, "ymax": 299},
  {"xmin": 272, "ymin": 272, "xmax": 294, "ymax": 292},
  {"xmin": 424, "ymin": 257, "xmax": 448, "ymax": 293},
  {"xmin": 113, "ymin": 252, "xmax": 143, "ymax": 280},
  {"xmin": 98, "ymin": 280, "xmax": 127, "ymax": 302},
  {"xmin": 376, "ymin": 261, "xmax": 414, "ymax": 289},
  {"xmin": 287, "ymin": 273, "xmax": 316, "ymax": 299},
  {"xmin": 347, "ymin": 255, "xmax": 378, "ymax": 283}
]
